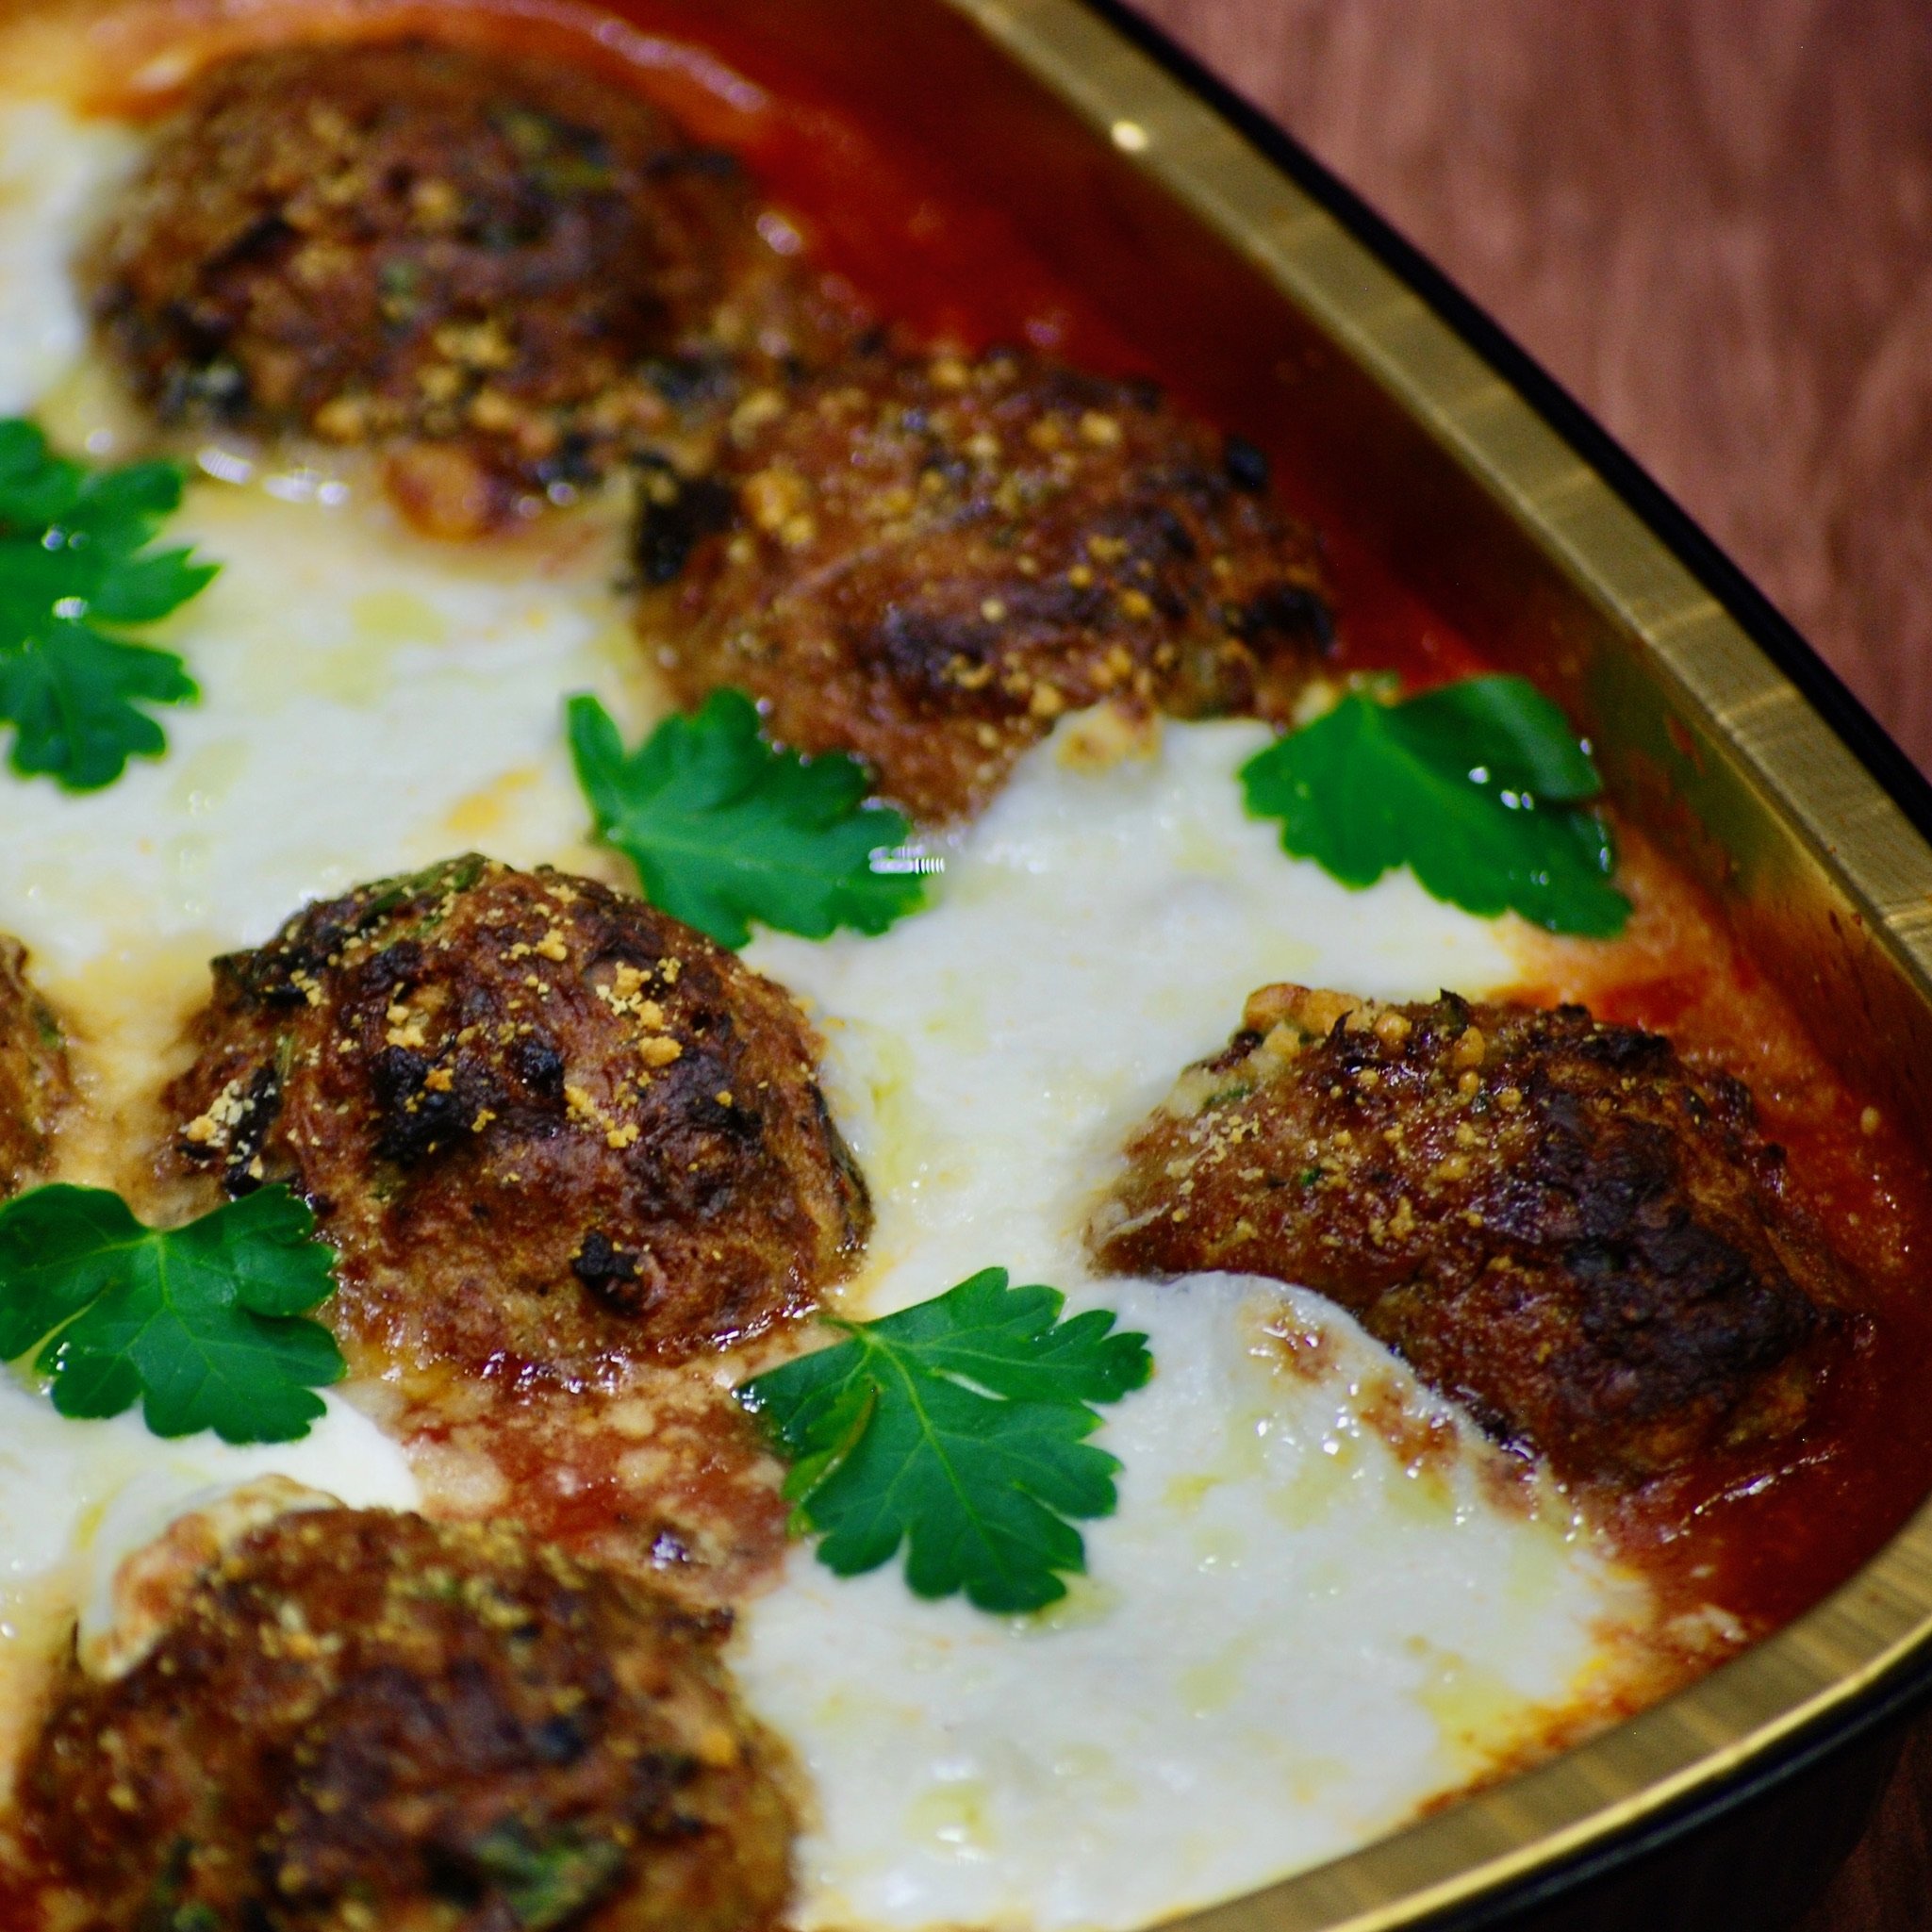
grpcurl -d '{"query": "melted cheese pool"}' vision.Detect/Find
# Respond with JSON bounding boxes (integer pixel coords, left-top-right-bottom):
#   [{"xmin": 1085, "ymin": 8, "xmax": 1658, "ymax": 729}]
[
  {"xmin": 0, "ymin": 86, "xmax": 1663, "ymax": 1932},
  {"xmin": 739, "ymin": 1279, "xmax": 1639, "ymax": 1931},
  {"xmin": 739, "ymin": 737, "xmax": 1647, "ymax": 1928}
]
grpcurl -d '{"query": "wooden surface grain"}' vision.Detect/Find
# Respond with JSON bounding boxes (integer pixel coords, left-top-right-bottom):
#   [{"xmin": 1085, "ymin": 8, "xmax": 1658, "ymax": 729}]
[
  {"xmin": 1122, "ymin": 5, "xmax": 1932, "ymax": 1927},
  {"xmin": 1131, "ymin": 0, "xmax": 1932, "ymax": 775}
]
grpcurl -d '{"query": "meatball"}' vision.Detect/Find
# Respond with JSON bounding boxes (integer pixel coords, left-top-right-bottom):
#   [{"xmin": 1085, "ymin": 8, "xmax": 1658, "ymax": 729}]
[
  {"xmin": 20, "ymin": 1507, "xmax": 794, "ymax": 1932},
  {"xmin": 644, "ymin": 346, "xmax": 1335, "ymax": 820},
  {"xmin": 0, "ymin": 936, "xmax": 70, "ymax": 1198},
  {"xmin": 163, "ymin": 856, "xmax": 867, "ymax": 1381},
  {"xmin": 1088, "ymin": 984, "xmax": 1845, "ymax": 1483},
  {"xmin": 86, "ymin": 40, "xmax": 842, "ymax": 537}
]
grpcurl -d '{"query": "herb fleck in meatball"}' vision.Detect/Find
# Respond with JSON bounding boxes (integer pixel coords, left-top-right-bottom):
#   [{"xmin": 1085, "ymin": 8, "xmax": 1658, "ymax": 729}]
[
  {"xmin": 163, "ymin": 857, "xmax": 867, "ymax": 1381},
  {"xmin": 1089, "ymin": 985, "xmax": 1846, "ymax": 1482},
  {"xmin": 21, "ymin": 1508, "xmax": 794, "ymax": 1932},
  {"xmin": 87, "ymin": 40, "xmax": 839, "ymax": 537},
  {"xmin": 643, "ymin": 347, "xmax": 1335, "ymax": 820},
  {"xmin": 0, "ymin": 936, "xmax": 70, "ymax": 1198}
]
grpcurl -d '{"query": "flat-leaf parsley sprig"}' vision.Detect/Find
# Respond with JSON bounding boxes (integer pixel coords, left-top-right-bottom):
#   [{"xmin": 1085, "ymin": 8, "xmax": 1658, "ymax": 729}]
[
  {"xmin": 0, "ymin": 418, "xmax": 218, "ymax": 790},
  {"xmin": 0, "ymin": 1183, "xmax": 344, "ymax": 1444},
  {"xmin": 736, "ymin": 1268, "xmax": 1153, "ymax": 1614},
  {"xmin": 1241, "ymin": 673, "xmax": 1630, "ymax": 937},
  {"xmin": 569, "ymin": 687, "xmax": 929, "ymax": 949}
]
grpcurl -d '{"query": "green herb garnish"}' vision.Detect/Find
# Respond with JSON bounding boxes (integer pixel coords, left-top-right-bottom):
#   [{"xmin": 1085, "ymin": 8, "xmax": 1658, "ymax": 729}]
[
  {"xmin": 473, "ymin": 1825, "xmax": 626, "ymax": 1930},
  {"xmin": 0, "ymin": 419, "xmax": 217, "ymax": 790},
  {"xmin": 737, "ymin": 1269, "xmax": 1152, "ymax": 1614},
  {"xmin": 1241, "ymin": 673, "xmax": 1630, "ymax": 935},
  {"xmin": 0, "ymin": 1184, "xmax": 343, "ymax": 1444},
  {"xmin": 568, "ymin": 688, "xmax": 927, "ymax": 949}
]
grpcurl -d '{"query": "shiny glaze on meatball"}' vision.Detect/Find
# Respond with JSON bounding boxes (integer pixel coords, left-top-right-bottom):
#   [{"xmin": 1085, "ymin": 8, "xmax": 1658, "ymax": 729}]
[
  {"xmin": 163, "ymin": 857, "xmax": 867, "ymax": 1383},
  {"xmin": 87, "ymin": 39, "xmax": 849, "ymax": 537},
  {"xmin": 20, "ymin": 1507, "xmax": 794, "ymax": 1932},
  {"xmin": 0, "ymin": 936, "xmax": 69, "ymax": 1199},
  {"xmin": 1089, "ymin": 984, "xmax": 1847, "ymax": 1483},
  {"xmin": 642, "ymin": 346, "xmax": 1334, "ymax": 820}
]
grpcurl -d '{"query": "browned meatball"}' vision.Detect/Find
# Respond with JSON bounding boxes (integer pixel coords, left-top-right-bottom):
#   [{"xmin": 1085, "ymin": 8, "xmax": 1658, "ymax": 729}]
[
  {"xmin": 0, "ymin": 936, "xmax": 70, "ymax": 1198},
  {"xmin": 162, "ymin": 856, "xmax": 867, "ymax": 1381},
  {"xmin": 19, "ymin": 1508, "xmax": 794, "ymax": 1932},
  {"xmin": 1088, "ymin": 985, "xmax": 1846, "ymax": 1483},
  {"xmin": 643, "ymin": 346, "xmax": 1335, "ymax": 821},
  {"xmin": 87, "ymin": 40, "xmax": 843, "ymax": 537}
]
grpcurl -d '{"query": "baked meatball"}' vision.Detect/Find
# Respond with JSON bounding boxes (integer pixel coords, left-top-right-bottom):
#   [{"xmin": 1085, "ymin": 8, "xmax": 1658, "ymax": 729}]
[
  {"xmin": 0, "ymin": 936, "xmax": 70, "ymax": 1198},
  {"xmin": 1089, "ymin": 985, "xmax": 1845, "ymax": 1483},
  {"xmin": 87, "ymin": 40, "xmax": 840, "ymax": 536},
  {"xmin": 20, "ymin": 1507, "xmax": 793, "ymax": 1932},
  {"xmin": 163, "ymin": 856, "xmax": 867, "ymax": 1381},
  {"xmin": 643, "ymin": 346, "xmax": 1335, "ymax": 820}
]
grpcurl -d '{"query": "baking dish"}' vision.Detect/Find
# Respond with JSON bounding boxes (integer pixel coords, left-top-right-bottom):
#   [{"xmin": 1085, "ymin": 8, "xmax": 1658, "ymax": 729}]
[{"xmin": 7, "ymin": 0, "xmax": 1932, "ymax": 1924}]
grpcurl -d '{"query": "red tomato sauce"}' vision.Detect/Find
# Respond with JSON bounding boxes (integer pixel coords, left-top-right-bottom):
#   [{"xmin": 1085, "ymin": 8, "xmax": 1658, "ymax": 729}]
[
  {"xmin": 64, "ymin": 0, "xmax": 1932, "ymax": 1657},
  {"xmin": 1510, "ymin": 839, "xmax": 1932, "ymax": 1633},
  {"xmin": 510, "ymin": 0, "xmax": 1932, "ymax": 1641}
]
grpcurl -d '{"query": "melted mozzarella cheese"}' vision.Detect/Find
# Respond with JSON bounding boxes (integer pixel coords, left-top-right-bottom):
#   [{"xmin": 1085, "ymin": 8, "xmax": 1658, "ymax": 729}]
[
  {"xmin": 17, "ymin": 1384, "xmax": 421, "ymax": 1647},
  {"xmin": 739, "ymin": 733, "xmax": 1648, "ymax": 1929},
  {"xmin": 0, "ymin": 1376, "xmax": 416, "ymax": 1615},
  {"xmin": 747, "ymin": 715, "xmax": 1522, "ymax": 1310},
  {"xmin": 740, "ymin": 1278, "xmax": 1642, "ymax": 1932},
  {"xmin": 0, "ymin": 475, "xmax": 646, "ymax": 998},
  {"xmin": 0, "ymin": 86, "xmax": 1664, "ymax": 1932},
  {"xmin": 0, "ymin": 101, "xmax": 136, "ymax": 417}
]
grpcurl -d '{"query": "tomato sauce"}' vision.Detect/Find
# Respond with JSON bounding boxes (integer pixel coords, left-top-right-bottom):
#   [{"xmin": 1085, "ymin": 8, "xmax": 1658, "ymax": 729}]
[
  {"xmin": 623, "ymin": 0, "xmax": 1932, "ymax": 1644},
  {"xmin": 59, "ymin": 0, "xmax": 1932, "ymax": 1664},
  {"xmin": 371, "ymin": 1360, "xmax": 794, "ymax": 1612},
  {"xmin": 1511, "ymin": 841, "xmax": 1932, "ymax": 1633},
  {"xmin": 499, "ymin": 0, "xmax": 1932, "ymax": 1642}
]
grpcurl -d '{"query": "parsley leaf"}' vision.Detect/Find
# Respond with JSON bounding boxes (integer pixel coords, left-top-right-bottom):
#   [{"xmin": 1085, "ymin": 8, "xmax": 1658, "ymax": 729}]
[
  {"xmin": 567, "ymin": 689, "xmax": 927, "ymax": 949},
  {"xmin": 0, "ymin": 1184, "xmax": 344, "ymax": 1444},
  {"xmin": 0, "ymin": 418, "xmax": 217, "ymax": 790},
  {"xmin": 474, "ymin": 1825, "xmax": 626, "ymax": 1930},
  {"xmin": 736, "ymin": 1268, "xmax": 1152, "ymax": 1613},
  {"xmin": 1242, "ymin": 674, "xmax": 1631, "ymax": 936}
]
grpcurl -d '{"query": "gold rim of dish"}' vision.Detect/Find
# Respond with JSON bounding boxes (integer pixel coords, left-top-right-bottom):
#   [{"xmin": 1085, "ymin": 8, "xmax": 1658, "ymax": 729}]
[{"xmin": 938, "ymin": 0, "xmax": 1932, "ymax": 1926}]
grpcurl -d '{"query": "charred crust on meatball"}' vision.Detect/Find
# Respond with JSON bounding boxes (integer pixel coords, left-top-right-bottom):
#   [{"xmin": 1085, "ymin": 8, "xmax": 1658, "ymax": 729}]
[
  {"xmin": 642, "ymin": 345, "xmax": 1336, "ymax": 821},
  {"xmin": 20, "ymin": 1508, "xmax": 795, "ymax": 1932},
  {"xmin": 84, "ymin": 39, "xmax": 857, "ymax": 537},
  {"xmin": 163, "ymin": 856, "xmax": 869, "ymax": 1381},
  {"xmin": 1089, "ymin": 984, "xmax": 1849, "ymax": 1483},
  {"xmin": 635, "ymin": 456, "xmax": 740, "ymax": 586},
  {"xmin": 0, "ymin": 936, "xmax": 71, "ymax": 1199}
]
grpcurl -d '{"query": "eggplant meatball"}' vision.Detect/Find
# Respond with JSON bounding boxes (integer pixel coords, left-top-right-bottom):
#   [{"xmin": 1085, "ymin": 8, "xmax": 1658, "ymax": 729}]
[
  {"xmin": 643, "ymin": 347, "xmax": 1335, "ymax": 821},
  {"xmin": 1089, "ymin": 985, "xmax": 1845, "ymax": 1483},
  {"xmin": 86, "ymin": 40, "xmax": 834, "ymax": 537},
  {"xmin": 163, "ymin": 856, "xmax": 867, "ymax": 1380},
  {"xmin": 20, "ymin": 1507, "xmax": 794, "ymax": 1932},
  {"xmin": 0, "ymin": 935, "xmax": 70, "ymax": 1198}
]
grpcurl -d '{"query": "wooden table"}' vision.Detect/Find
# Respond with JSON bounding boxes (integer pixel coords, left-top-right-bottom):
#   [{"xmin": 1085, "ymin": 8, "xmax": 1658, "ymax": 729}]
[{"xmin": 1126, "ymin": 5, "xmax": 1932, "ymax": 1926}]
